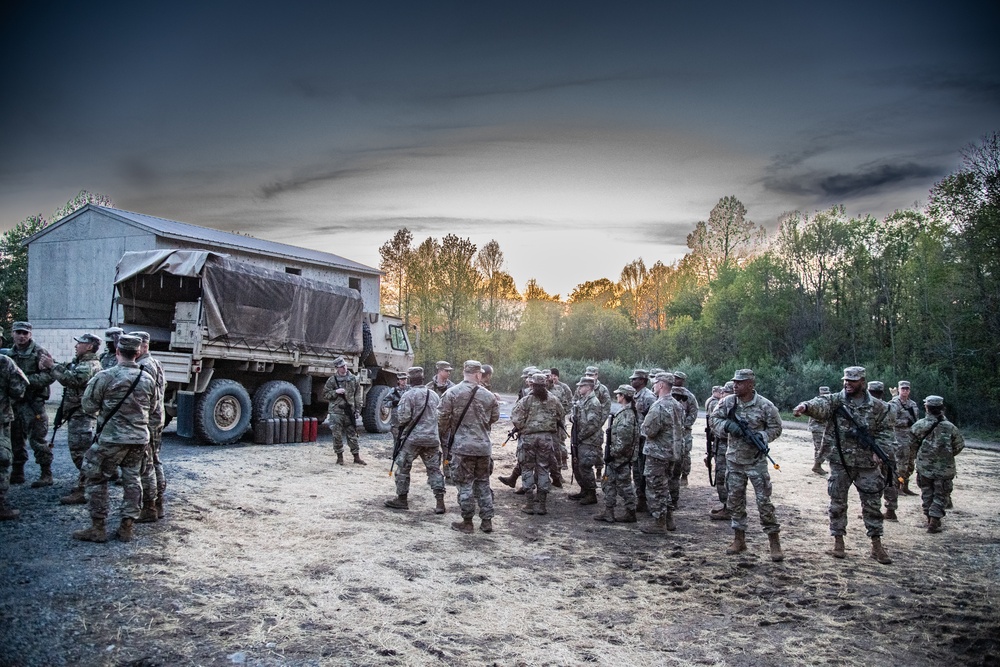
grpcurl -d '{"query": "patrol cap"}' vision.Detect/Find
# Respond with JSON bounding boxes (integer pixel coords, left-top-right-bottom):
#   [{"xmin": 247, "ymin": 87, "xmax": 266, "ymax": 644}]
[
  {"xmin": 74, "ymin": 333, "xmax": 101, "ymax": 346},
  {"xmin": 629, "ymin": 369, "xmax": 649, "ymax": 380},
  {"xmin": 585, "ymin": 365, "xmax": 600, "ymax": 374},
  {"xmin": 732, "ymin": 369, "xmax": 755, "ymax": 382},
  {"xmin": 529, "ymin": 372, "xmax": 547, "ymax": 386},
  {"xmin": 652, "ymin": 372, "xmax": 673, "ymax": 385},
  {"xmin": 897, "ymin": 380, "xmax": 911, "ymax": 389},
  {"xmin": 128, "ymin": 331, "xmax": 151, "ymax": 343},
  {"xmin": 722, "ymin": 381, "xmax": 735, "ymax": 394},
  {"xmin": 924, "ymin": 395, "xmax": 944, "ymax": 407},
  {"xmin": 436, "ymin": 360, "xmax": 453, "ymax": 371},
  {"xmin": 12, "ymin": 321, "xmax": 31, "ymax": 332},
  {"xmin": 576, "ymin": 376, "xmax": 595, "ymax": 387},
  {"xmin": 105, "ymin": 327, "xmax": 124, "ymax": 341},
  {"xmin": 842, "ymin": 366, "xmax": 866, "ymax": 381},
  {"xmin": 396, "ymin": 371, "xmax": 409, "ymax": 380},
  {"xmin": 463, "ymin": 360, "xmax": 483, "ymax": 373},
  {"xmin": 712, "ymin": 385, "xmax": 723, "ymax": 393},
  {"xmin": 333, "ymin": 356, "xmax": 348, "ymax": 368},
  {"xmin": 116, "ymin": 335, "xmax": 141, "ymax": 352},
  {"xmin": 867, "ymin": 381, "xmax": 884, "ymax": 392},
  {"xmin": 406, "ymin": 366, "xmax": 424, "ymax": 378},
  {"xmin": 482, "ymin": 364, "xmax": 494, "ymax": 375},
  {"xmin": 819, "ymin": 386, "xmax": 830, "ymax": 395},
  {"xmin": 673, "ymin": 371, "xmax": 687, "ymax": 381},
  {"xmin": 649, "ymin": 368, "xmax": 666, "ymax": 376},
  {"xmin": 614, "ymin": 384, "xmax": 636, "ymax": 397},
  {"xmin": 670, "ymin": 385, "xmax": 688, "ymax": 399},
  {"xmin": 521, "ymin": 366, "xmax": 538, "ymax": 377}
]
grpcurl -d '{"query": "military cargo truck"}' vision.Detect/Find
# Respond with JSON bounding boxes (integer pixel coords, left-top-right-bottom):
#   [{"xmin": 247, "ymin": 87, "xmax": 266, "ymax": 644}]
[{"xmin": 113, "ymin": 249, "xmax": 413, "ymax": 445}]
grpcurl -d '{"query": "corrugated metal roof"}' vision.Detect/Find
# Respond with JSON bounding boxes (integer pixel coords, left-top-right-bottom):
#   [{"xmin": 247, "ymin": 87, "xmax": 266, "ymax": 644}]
[{"xmin": 69, "ymin": 205, "xmax": 380, "ymax": 275}]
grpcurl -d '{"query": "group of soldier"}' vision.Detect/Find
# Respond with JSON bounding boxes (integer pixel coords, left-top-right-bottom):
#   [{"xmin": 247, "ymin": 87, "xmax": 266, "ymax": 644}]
[
  {"xmin": 373, "ymin": 358, "xmax": 965, "ymax": 565},
  {"xmin": 0, "ymin": 323, "xmax": 167, "ymax": 544}
]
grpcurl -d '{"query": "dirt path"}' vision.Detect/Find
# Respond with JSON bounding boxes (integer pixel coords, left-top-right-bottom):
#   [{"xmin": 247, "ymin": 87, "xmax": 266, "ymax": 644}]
[{"xmin": 2, "ymin": 400, "xmax": 998, "ymax": 666}]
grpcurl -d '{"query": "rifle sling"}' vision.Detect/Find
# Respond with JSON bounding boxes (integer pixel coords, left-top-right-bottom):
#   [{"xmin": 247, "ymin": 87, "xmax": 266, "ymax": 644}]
[
  {"xmin": 398, "ymin": 390, "xmax": 431, "ymax": 449},
  {"xmin": 831, "ymin": 402, "xmax": 889, "ymax": 494},
  {"xmin": 446, "ymin": 385, "xmax": 480, "ymax": 452},
  {"xmin": 95, "ymin": 365, "xmax": 146, "ymax": 438}
]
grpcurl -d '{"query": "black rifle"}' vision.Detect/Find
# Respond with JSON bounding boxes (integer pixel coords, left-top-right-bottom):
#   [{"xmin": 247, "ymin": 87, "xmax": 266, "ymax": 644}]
[
  {"xmin": 49, "ymin": 392, "xmax": 78, "ymax": 447},
  {"xmin": 389, "ymin": 390, "xmax": 430, "ymax": 477},
  {"xmin": 727, "ymin": 403, "xmax": 780, "ymax": 471},
  {"xmin": 501, "ymin": 427, "xmax": 519, "ymax": 447},
  {"xmin": 704, "ymin": 425, "xmax": 716, "ymax": 485}
]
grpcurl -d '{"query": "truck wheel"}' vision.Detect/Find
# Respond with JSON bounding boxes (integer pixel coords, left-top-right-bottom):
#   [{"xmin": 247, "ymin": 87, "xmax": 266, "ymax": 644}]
[
  {"xmin": 361, "ymin": 320, "xmax": 375, "ymax": 366},
  {"xmin": 253, "ymin": 380, "xmax": 303, "ymax": 422},
  {"xmin": 195, "ymin": 379, "xmax": 252, "ymax": 445},
  {"xmin": 362, "ymin": 384, "xmax": 393, "ymax": 434}
]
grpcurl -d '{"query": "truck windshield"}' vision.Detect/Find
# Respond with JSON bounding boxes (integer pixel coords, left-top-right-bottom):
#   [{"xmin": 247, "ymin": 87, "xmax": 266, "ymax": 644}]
[{"xmin": 389, "ymin": 325, "xmax": 408, "ymax": 351}]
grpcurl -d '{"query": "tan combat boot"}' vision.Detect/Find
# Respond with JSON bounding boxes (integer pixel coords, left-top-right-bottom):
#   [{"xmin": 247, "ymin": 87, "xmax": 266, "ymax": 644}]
[
  {"xmin": 535, "ymin": 491, "xmax": 548, "ymax": 516},
  {"xmin": 73, "ymin": 518, "xmax": 108, "ymax": 543},
  {"xmin": 117, "ymin": 518, "xmax": 135, "ymax": 542},
  {"xmin": 640, "ymin": 513, "xmax": 668, "ymax": 534},
  {"xmin": 137, "ymin": 500, "xmax": 159, "ymax": 523},
  {"xmin": 336, "ymin": 452, "xmax": 344, "ymax": 465},
  {"xmin": 480, "ymin": 517, "xmax": 493, "ymax": 533},
  {"xmin": 30, "ymin": 464, "xmax": 54, "ymax": 488},
  {"xmin": 521, "ymin": 492, "xmax": 536, "ymax": 515},
  {"xmin": 60, "ymin": 487, "xmax": 87, "ymax": 505},
  {"xmin": 870, "ymin": 537, "xmax": 892, "ymax": 564},
  {"xmin": 710, "ymin": 506, "xmax": 732, "ymax": 521},
  {"xmin": 883, "ymin": 508, "xmax": 898, "ymax": 521},
  {"xmin": 352, "ymin": 452, "xmax": 367, "ymax": 465},
  {"xmin": 829, "ymin": 535, "xmax": 846, "ymax": 559},
  {"xmin": 434, "ymin": 492, "xmax": 446, "ymax": 515},
  {"xmin": 593, "ymin": 507, "xmax": 615, "ymax": 523},
  {"xmin": 811, "ymin": 461, "xmax": 827, "ymax": 475},
  {"xmin": 384, "ymin": 494, "xmax": 408, "ymax": 510},
  {"xmin": 726, "ymin": 529, "xmax": 747, "ymax": 554},
  {"xmin": 451, "ymin": 518, "xmax": 474, "ymax": 534},
  {"xmin": 664, "ymin": 509, "xmax": 676, "ymax": 531},
  {"xmin": 928, "ymin": 516, "xmax": 942, "ymax": 533},
  {"xmin": 768, "ymin": 532, "xmax": 784, "ymax": 562}
]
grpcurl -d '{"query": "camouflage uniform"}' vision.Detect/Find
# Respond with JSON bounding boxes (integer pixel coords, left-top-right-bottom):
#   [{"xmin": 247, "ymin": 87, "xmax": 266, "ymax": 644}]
[
  {"xmin": 602, "ymin": 402, "xmax": 639, "ymax": 512},
  {"xmin": 911, "ymin": 409, "xmax": 964, "ymax": 522},
  {"xmin": 510, "ymin": 389, "xmax": 564, "ymax": 495},
  {"xmin": 426, "ymin": 378, "xmax": 455, "ymax": 398},
  {"xmin": 705, "ymin": 393, "xmax": 728, "ymax": 505},
  {"xmin": 632, "ymin": 383, "xmax": 656, "ymax": 505},
  {"xmin": 51, "ymin": 350, "xmax": 102, "ymax": 491},
  {"xmin": 799, "ymin": 389, "xmax": 894, "ymax": 538},
  {"xmin": 548, "ymin": 379, "xmax": 574, "ymax": 467},
  {"xmin": 674, "ymin": 382, "xmax": 699, "ymax": 478},
  {"xmin": 808, "ymin": 387, "xmax": 831, "ymax": 471},
  {"xmin": 7, "ymin": 339, "xmax": 55, "ymax": 473},
  {"xmin": 641, "ymin": 394, "xmax": 684, "ymax": 519},
  {"xmin": 392, "ymin": 386, "xmax": 444, "ymax": 497},
  {"xmin": 571, "ymin": 391, "xmax": 605, "ymax": 494},
  {"xmin": 81, "ymin": 360, "xmax": 156, "ymax": 522},
  {"xmin": 324, "ymin": 370, "xmax": 363, "ymax": 456},
  {"xmin": 889, "ymin": 394, "xmax": 920, "ymax": 482},
  {"xmin": 710, "ymin": 391, "xmax": 783, "ymax": 535},
  {"xmin": 135, "ymin": 349, "xmax": 166, "ymax": 509},
  {"xmin": 0, "ymin": 357, "xmax": 29, "ymax": 516},
  {"xmin": 439, "ymin": 376, "xmax": 499, "ymax": 521},
  {"xmin": 387, "ymin": 382, "xmax": 408, "ymax": 440}
]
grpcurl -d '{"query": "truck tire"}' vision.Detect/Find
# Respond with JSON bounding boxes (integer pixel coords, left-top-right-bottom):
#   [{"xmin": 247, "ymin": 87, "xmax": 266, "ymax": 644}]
[
  {"xmin": 194, "ymin": 379, "xmax": 252, "ymax": 445},
  {"xmin": 361, "ymin": 320, "xmax": 375, "ymax": 366},
  {"xmin": 362, "ymin": 384, "xmax": 393, "ymax": 434},
  {"xmin": 253, "ymin": 380, "xmax": 303, "ymax": 422}
]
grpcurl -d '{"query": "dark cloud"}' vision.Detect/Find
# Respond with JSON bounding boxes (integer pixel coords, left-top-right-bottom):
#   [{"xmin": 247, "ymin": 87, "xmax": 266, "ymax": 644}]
[
  {"xmin": 862, "ymin": 67, "xmax": 1000, "ymax": 104},
  {"xmin": 622, "ymin": 221, "xmax": 693, "ymax": 248},
  {"xmin": 763, "ymin": 161, "xmax": 945, "ymax": 199},
  {"xmin": 430, "ymin": 69, "xmax": 673, "ymax": 102},
  {"xmin": 258, "ymin": 167, "xmax": 375, "ymax": 200}
]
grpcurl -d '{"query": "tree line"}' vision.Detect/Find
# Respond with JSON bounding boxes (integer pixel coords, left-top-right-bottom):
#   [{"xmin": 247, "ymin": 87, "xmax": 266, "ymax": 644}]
[{"xmin": 379, "ymin": 134, "xmax": 1000, "ymax": 428}]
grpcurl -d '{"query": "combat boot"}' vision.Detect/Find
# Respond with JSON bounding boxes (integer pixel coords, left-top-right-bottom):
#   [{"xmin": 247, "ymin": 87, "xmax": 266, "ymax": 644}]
[
  {"xmin": 384, "ymin": 494, "xmax": 409, "ymax": 510},
  {"xmin": 550, "ymin": 471, "xmax": 563, "ymax": 488},
  {"xmin": 30, "ymin": 464, "xmax": 53, "ymax": 488},
  {"xmin": 60, "ymin": 487, "xmax": 87, "ymax": 505},
  {"xmin": 635, "ymin": 495, "xmax": 648, "ymax": 513},
  {"xmin": 901, "ymin": 480, "xmax": 918, "ymax": 496},
  {"xmin": 567, "ymin": 489, "xmax": 585, "ymax": 500},
  {"xmin": 811, "ymin": 462, "xmax": 827, "ymax": 475},
  {"xmin": 768, "ymin": 532, "xmax": 784, "ymax": 562},
  {"xmin": 9, "ymin": 462, "xmax": 25, "ymax": 485},
  {"xmin": 664, "ymin": 509, "xmax": 676, "ymax": 532},
  {"xmin": 710, "ymin": 506, "xmax": 731, "ymax": 521},
  {"xmin": 514, "ymin": 486, "xmax": 527, "ymax": 495},
  {"xmin": 451, "ymin": 518, "xmax": 474, "ymax": 534},
  {"xmin": 497, "ymin": 474, "xmax": 517, "ymax": 488},
  {"xmin": 352, "ymin": 452, "xmax": 367, "ymax": 465},
  {"xmin": 117, "ymin": 518, "xmax": 135, "ymax": 542},
  {"xmin": 434, "ymin": 492, "xmax": 446, "ymax": 515},
  {"xmin": 944, "ymin": 496, "xmax": 953, "ymax": 510},
  {"xmin": 829, "ymin": 535, "xmax": 846, "ymax": 559},
  {"xmin": 621, "ymin": 508, "xmax": 637, "ymax": 523},
  {"xmin": 536, "ymin": 491, "xmax": 548, "ymax": 516},
  {"xmin": 680, "ymin": 474, "xmax": 688, "ymax": 487},
  {"xmin": 579, "ymin": 489, "xmax": 598, "ymax": 506},
  {"xmin": 882, "ymin": 508, "xmax": 898, "ymax": 521},
  {"xmin": 0, "ymin": 505, "xmax": 20, "ymax": 521},
  {"xmin": 336, "ymin": 452, "xmax": 344, "ymax": 465},
  {"xmin": 726, "ymin": 529, "xmax": 747, "ymax": 554},
  {"xmin": 870, "ymin": 537, "xmax": 892, "ymax": 564},
  {"xmin": 521, "ymin": 492, "xmax": 536, "ymax": 515},
  {"xmin": 593, "ymin": 507, "xmax": 615, "ymax": 523},
  {"xmin": 928, "ymin": 516, "xmax": 943, "ymax": 533},
  {"xmin": 640, "ymin": 513, "xmax": 668, "ymax": 534},
  {"xmin": 137, "ymin": 500, "xmax": 159, "ymax": 523},
  {"xmin": 73, "ymin": 518, "xmax": 108, "ymax": 543},
  {"xmin": 480, "ymin": 518, "xmax": 493, "ymax": 533}
]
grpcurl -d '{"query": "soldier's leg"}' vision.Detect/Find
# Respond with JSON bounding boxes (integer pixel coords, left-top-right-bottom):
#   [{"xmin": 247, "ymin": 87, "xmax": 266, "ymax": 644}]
[
  {"xmin": 81, "ymin": 444, "xmax": 117, "ymax": 522},
  {"xmin": 345, "ymin": 422, "xmax": 360, "ymax": 456},
  {"xmin": 329, "ymin": 414, "xmax": 345, "ymax": 453},
  {"xmin": 667, "ymin": 459, "xmax": 682, "ymax": 508},
  {"xmin": 748, "ymin": 464, "xmax": 779, "ymax": 534},
  {"xmin": 452, "ymin": 455, "xmax": 476, "ymax": 519},
  {"xmin": 715, "ymin": 445, "xmax": 729, "ymax": 505},
  {"xmin": 394, "ymin": 445, "xmax": 418, "ymax": 497},
  {"xmin": 472, "ymin": 456, "xmax": 494, "ymax": 521},
  {"xmin": 119, "ymin": 447, "xmax": 144, "ymax": 521},
  {"xmin": 531, "ymin": 439, "xmax": 552, "ymax": 495},
  {"xmin": 418, "ymin": 446, "xmax": 445, "ymax": 495},
  {"xmin": 643, "ymin": 456, "xmax": 669, "ymax": 518},
  {"xmin": 857, "ymin": 468, "xmax": 885, "ymax": 538},
  {"xmin": 151, "ymin": 425, "xmax": 166, "ymax": 500},
  {"xmin": 617, "ymin": 461, "xmax": 637, "ymax": 511},
  {"xmin": 66, "ymin": 418, "xmax": 95, "ymax": 490},
  {"xmin": 140, "ymin": 442, "xmax": 157, "ymax": 505},
  {"xmin": 916, "ymin": 473, "xmax": 933, "ymax": 518},
  {"xmin": 28, "ymin": 400, "xmax": 52, "ymax": 468},
  {"xmin": 681, "ymin": 431, "xmax": 693, "ymax": 478},
  {"xmin": 633, "ymin": 448, "xmax": 647, "ymax": 510},
  {"xmin": 601, "ymin": 468, "xmax": 617, "ymax": 509},
  {"xmin": 10, "ymin": 404, "xmax": 30, "ymax": 482},
  {"xmin": 928, "ymin": 477, "xmax": 949, "ymax": 519},
  {"xmin": 0, "ymin": 425, "xmax": 14, "ymax": 514},
  {"xmin": 578, "ymin": 445, "xmax": 599, "ymax": 491},
  {"xmin": 827, "ymin": 464, "xmax": 851, "ymax": 536},
  {"xmin": 726, "ymin": 465, "xmax": 750, "ymax": 532},
  {"xmin": 516, "ymin": 442, "xmax": 535, "ymax": 493}
]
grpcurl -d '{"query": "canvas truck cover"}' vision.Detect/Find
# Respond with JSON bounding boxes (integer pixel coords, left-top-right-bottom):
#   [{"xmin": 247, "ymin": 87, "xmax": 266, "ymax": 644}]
[{"xmin": 115, "ymin": 250, "xmax": 364, "ymax": 354}]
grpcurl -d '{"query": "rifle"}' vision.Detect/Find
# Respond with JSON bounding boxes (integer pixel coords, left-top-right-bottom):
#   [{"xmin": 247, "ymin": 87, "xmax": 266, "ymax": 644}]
[
  {"xmin": 501, "ymin": 427, "xmax": 519, "ymax": 447},
  {"xmin": 389, "ymin": 390, "xmax": 430, "ymax": 477},
  {"xmin": 704, "ymin": 425, "xmax": 716, "ymax": 485},
  {"xmin": 836, "ymin": 405, "xmax": 900, "ymax": 484},
  {"xmin": 727, "ymin": 403, "xmax": 780, "ymax": 471}
]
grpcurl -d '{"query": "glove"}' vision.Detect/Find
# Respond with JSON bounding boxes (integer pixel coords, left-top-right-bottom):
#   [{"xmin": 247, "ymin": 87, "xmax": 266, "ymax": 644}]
[{"xmin": 724, "ymin": 420, "xmax": 742, "ymax": 435}]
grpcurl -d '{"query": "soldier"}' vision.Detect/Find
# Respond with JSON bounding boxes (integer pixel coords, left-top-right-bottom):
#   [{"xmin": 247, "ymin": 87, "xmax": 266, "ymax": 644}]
[
  {"xmin": 99, "ymin": 327, "xmax": 123, "ymax": 370},
  {"xmin": 0, "ymin": 331, "xmax": 29, "ymax": 520},
  {"xmin": 440, "ymin": 360, "xmax": 499, "ymax": 534},
  {"xmin": 711, "ymin": 369, "xmax": 784, "ymax": 561},
  {"xmin": 6, "ymin": 322, "xmax": 55, "ymax": 487},
  {"xmin": 74, "ymin": 335, "xmax": 156, "ymax": 543},
  {"xmin": 585, "ymin": 366, "xmax": 613, "ymax": 423},
  {"xmin": 569, "ymin": 376, "xmax": 604, "ymax": 506},
  {"xmin": 387, "ymin": 372, "xmax": 409, "ymax": 441},
  {"xmin": 499, "ymin": 369, "xmax": 565, "ymax": 494},
  {"xmin": 705, "ymin": 385, "xmax": 732, "ymax": 520},
  {"xmin": 323, "ymin": 357, "xmax": 365, "ymax": 465},
  {"xmin": 384, "ymin": 366, "xmax": 445, "ymax": 514},
  {"xmin": 889, "ymin": 380, "xmax": 920, "ymax": 496},
  {"xmin": 630, "ymin": 369, "xmax": 656, "ymax": 513},
  {"xmin": 639, "ymin": 372, "xmax": 684, "ymax": 534},
  {"xmin": 671, "ymin": 371, "xmax": 699, "ymax": 487},
  {"xmin": 50, "ymin": 333, "xmax": 103, "ymax": 505},
  {"xmin": 547, "ymin": 368, "xmax": 573, "ymax": 470},
  {"xmin": 794, "ymin": 366, "xmax": 895, "ymax": 565},
  {"xmin": 594, "ymin": 384, "xmax": 640, "ymax": 524},
  {"xmin": 809, "ymin": 387, "xmax": 831, "ymax": 475},
  {"xmin": 911, "ymin": 396, "xmax": 964, "ymax": 533},
  {"xmin": 132, "ymin": 332, "xmax": 166, "ymax": 522},
  {"xmin": 426, "ymin": 360, "xmax": 454, "ymax": 397},
  {"xmin": 511, "ymin": 373, "xmax": 564, "ymax": 516},
  {"xmin": 868, "ymin": 381, "xmax": 900, "ymax": 522}
]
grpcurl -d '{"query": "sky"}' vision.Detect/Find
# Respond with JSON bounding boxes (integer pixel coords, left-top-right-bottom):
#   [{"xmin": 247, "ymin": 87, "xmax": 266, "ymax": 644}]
[{"xmin": 2, "ymin": 1, "xmax": 997, "ymax": 298}]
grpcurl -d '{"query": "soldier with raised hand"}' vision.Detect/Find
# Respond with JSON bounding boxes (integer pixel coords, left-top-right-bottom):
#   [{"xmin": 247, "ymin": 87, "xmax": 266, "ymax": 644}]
[
  {"xmin": 0, "ymin": 329, "xmax": 29, "ymax": 521},
  {"xmin": 711, "ymin": 369, "xmax": 784, "ymax": 561},
  {"xmin": 889, "ymin": 380, "xmax": 921, "ymax": 496},
  {"xmin": 809, "ymin": 386, "xmax": 831, "ymax": 475},
  {"xmin": 324, "ymin": 356, "xmax": 365, "ymax": 465},
  {"xmin": 6, "ymin": 321, "xmax": 56, "ymax": 488},
  {"xmin": 671, "ymin": 371, "xmax": 700, "ymax": 487},
  {"xmin": 131, "ymin": 332, "xmax": 166, "ymax": 522},
  {"xmin": 50, "ymin": 333, "xmax": 104, "ymax": 506},
  {"xmin": 511, "ymin": 373, "xmax": 564, "ymax": 516},
  {"xmin": 99, "ymin": 327, "xmax": 123, "ymax": 370},
  {"xmin": 568, "ymin": 376, "xmax": 604, "ymax": 506},
  {"xmin": 639, "ymin": 372, "xmax": 684, "ymax": 534},
  {"xmin": 440, "ymin": 361, "xmax": 499, "ymax": 534},
  {"xmin": 911, "ymin": 396, "xmax": 964, "ymax": 533},
  {"xmin": 426, "ymin": 360, "xmax": 454, "ymax": 397},
  {"xmin": 630, "ymin": 369, "xmax": 655, "ymax": 513},
  {"xmin": 74, "ymin": 335, "xmax": 156, "ymax": 543},
  {"xmin": 794, "ymin": 366, "xmax": 895, "ymax": 565},
  {"xmin": 384, "ymin": 367, "xmax": 445, "ymax": 514},
  {"xmin": 595, "ymin": 385, "xmax": 640, "ymax": 524}
]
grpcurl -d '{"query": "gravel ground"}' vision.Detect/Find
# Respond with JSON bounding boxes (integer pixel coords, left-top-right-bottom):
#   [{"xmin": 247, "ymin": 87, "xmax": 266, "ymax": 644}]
[{"xmin": 1, "ymin": 398, "xmax": 999, "ymax": 667}]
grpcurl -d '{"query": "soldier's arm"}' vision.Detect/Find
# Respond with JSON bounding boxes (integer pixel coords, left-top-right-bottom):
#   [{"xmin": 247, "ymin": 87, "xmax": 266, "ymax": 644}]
[
  {"xmin": 488, "ymin": 393, "xmax": 500, "ymax": 427},
  {"xmin": 81, "ymin": 373, "xmax": 105, "ymax": 416},
  {"xmin": 642, "ymin": 406, "xmax": 662, "ymax": 440},
  {"xmin": 951, "ymin": 426, "xmax": 965, "ymax": 457},
  {"xmin": 510, "ymin": 397, "xmax": 528, "ymax": 431},
  {"xmin": 352, "ymin": 379, "xmax": 363, "ymax": 411},
  {"xmin": 763, "ymin": 402, "xmax": 782, "ymax": 443},
  {"xmin": 437, "ymin": 391, "xmax": 454, "ymax": 436},
  {"xmin": 397, "ymin": 391, "xmax": 415, "ymax": 427},
  {"xmin": 321, "ymin": 376, "xmax": 337, "ymax": 401},
  {"xmin": 5, "ymin": 361, "xmax": 28, "ymax": 400}
]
